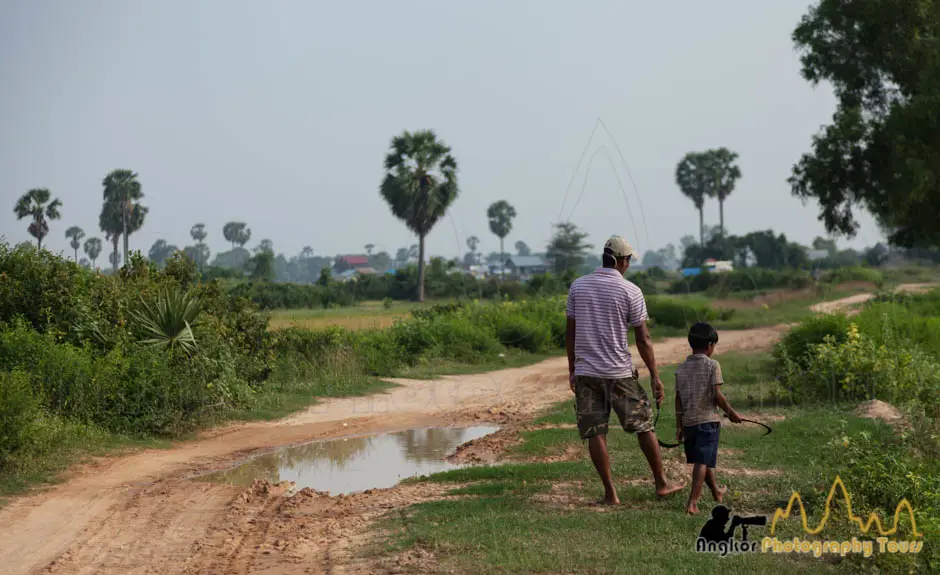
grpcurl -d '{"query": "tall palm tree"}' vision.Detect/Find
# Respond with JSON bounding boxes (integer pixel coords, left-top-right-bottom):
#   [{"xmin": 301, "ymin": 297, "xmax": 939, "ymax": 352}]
[
  {"xmin": 83, "ymin": 237, "xmax": 103, "ymax": 269},
  {"xmin": 100, "ymin": 170, "xmax": 147, "ymax": 271},
  {"xmin": 675, "ymin": 152, "xmax": 711, "ymax": 246},
  {"xmin": 487, "ymin": 200, "xmax": 516, "ymax": 277},
  {"xmin": 190, "ymin": 223, "xmax": 208, "ymax": 271},
  {"xmin": 466, "ymin": 235, "xmax": 480, "ymax": 265},
  {"xmin": 14, "ymin": 188, "xmax": 62, "ymax": 250},
  {"xmin": 379, "ymin": 130, "xmax": 459, "ymax": 301},
  {"xmin": 223, "ymin": 222, "xmax": 251, "ymax": 250},
  {"xmin": 705, "ymin": 148, "xmax": 742, "ymax": 236},
  {"xmin": 364, "ymin": 243, "xmax": 375, "ymax": 256},
  {"xmin": 65, "ymin": 226, "xmax": 85, "ymax": 262}
]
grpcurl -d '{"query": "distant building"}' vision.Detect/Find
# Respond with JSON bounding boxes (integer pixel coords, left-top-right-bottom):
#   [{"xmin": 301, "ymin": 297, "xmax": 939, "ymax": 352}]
[
  {"xmin": 505, "ymin": 256, "xmax": 550, "ymax": 280},
  {"xmin": 333, "ymin": 255, "xmax": 370, "ymax": 273}
]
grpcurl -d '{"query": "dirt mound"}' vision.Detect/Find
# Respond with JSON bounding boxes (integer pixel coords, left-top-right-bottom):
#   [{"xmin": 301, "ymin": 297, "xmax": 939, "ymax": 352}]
[{"xmin": 855, "ymin": 399, "xmax": 904, "ymax": 425}]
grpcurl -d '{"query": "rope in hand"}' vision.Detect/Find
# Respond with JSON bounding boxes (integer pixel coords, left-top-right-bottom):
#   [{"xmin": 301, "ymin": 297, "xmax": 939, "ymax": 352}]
[{"xmin": 653, "ymin": 400, "xmax": 773, "ymax": 450}]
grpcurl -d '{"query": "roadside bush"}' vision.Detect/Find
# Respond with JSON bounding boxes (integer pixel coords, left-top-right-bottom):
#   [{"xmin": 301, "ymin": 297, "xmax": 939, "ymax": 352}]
[
  {"xmin": 228, "ymin": 281, "xmax": 325, "ymax": 309},
  {"xmin": 772, "ymin": 313, "xmax": 850, "ymax": 369},
  {"xmin": 777, "ymin": 323, "xmax": 940, "ymax": 409},
  {"xmin": 496, "ymin": 316, "xmax": 552, "ymax": 353},
  {"xmin": 0, "ymin": 369, "xmax": 41, "ymax": 468},
  {"xmin": 820, "ymin": 265, "xmax": 883, "ymax": 286},
  {"xmin": 669, "ymin": 268, "xmax": 812, "ymax": 295},
  {"xmin": 820, "ymin": 425, "xmax": 939, "ymax": 572},
  {"xmin": 645, "ymin": 296, "xmax": 726, "ymax": 329}
]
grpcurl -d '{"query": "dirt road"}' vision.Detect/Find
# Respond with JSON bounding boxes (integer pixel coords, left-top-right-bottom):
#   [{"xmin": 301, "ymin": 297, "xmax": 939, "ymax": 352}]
[{"xmin": 0, "ymin": 288, "xmax": 920, "ymax": 574}]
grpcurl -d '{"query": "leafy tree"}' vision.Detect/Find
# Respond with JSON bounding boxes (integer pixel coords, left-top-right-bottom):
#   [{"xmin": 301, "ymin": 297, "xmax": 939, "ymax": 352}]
[
  {"xmin": 364, "ymin": 243, "xmax": 375, "ymax": 256},
  {"xmin": 100, "ymin": 170, "xmax": 147, "ymax": 272},
  {"xmin": 249, "ymin": 250, "xmax": 275, "ymax": 281},
  {"xmin": 148, "ymin": 239, "xmax": 180, "ymax": 267},
  {"xmin": 379, "ymin": 129, "xmax": 459, "ymax": 301},
  {"xmin": 299, "ymin": 246, "xmax": 314, "ymax": 260},
  {"xmin": 370, "ymin": 251, "xmax": 392, "ymax": 272},
  {"xmin": 65, "ymin": 226, "xmax": 85, "ymax": 262},
  {"xmin": 515, "ymin": 240, "xmax": 531, "ymax": 256},
  {"xmin": 83, "ymin": 237, "xmax": 103, "ymax": 269},
  {"xmin": 546, "ymin": 222, "xmax": 593, "ymax": 273},
  {"xmin": 190, "ymin": 223, "xmax": 208, "ymax": 271},
  {"xmin": 487, "ymin": 200, "xmax": 516, "ymax": 276},
  {"xmin": 675, "ymin": 153, "xmax": 711, "ymax": 245},
  {"xmin": 79, "ymin": 257, "xmax": 90, "ymax": 269},
  {"xmin": 395, "ymin": 247, "xmax": 409, "ymax": 266},
  {"xmin": 222, "ymin": 222, "xmax": 251, "ymax": 249},
  {"xmin": 256, "ymin": 239, "xmax": 274, "ymax": 254},
  {"xmin": 14, "ymin": 188, "xmax": 62, "ymax": 250},
  {"xmin": 317, "ymin": 267, "xmax": 331, "ymax": 287},
  {"xmin": 183, "ymin": 244, "xmax": 210, "ymax": 268},
  {"xmin": 789, "ymin": 0, "xmax": 940, "ymax": 248},
  {"xmin": 705, "ymin": 148, "xmax": 741, "ymax": 236},
  {"xmin": 812, "ymin": 236, "xmax": 838, "ymax": 256}
]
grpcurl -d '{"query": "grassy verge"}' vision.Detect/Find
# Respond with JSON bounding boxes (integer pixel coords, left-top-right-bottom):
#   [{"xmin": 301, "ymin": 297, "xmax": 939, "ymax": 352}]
[
  {"xmin": 379, "ymin": 352, "xmax": 919, "ymax": 574},
  {"xmin": 269, "ymin": 300, "xmax": 428, "ymax": 331}
]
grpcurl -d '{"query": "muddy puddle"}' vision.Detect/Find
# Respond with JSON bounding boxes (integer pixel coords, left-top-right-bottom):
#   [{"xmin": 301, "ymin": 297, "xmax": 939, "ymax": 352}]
[{"xmin": 199, "ymin": 426, "xmax": 498, "ymax": 495}]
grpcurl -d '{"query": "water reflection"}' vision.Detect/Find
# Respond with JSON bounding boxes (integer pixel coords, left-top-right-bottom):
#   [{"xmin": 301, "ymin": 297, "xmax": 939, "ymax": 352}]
[{"xmin": 199, "ymin": 426, "xmax": 497, "ymax": 495}]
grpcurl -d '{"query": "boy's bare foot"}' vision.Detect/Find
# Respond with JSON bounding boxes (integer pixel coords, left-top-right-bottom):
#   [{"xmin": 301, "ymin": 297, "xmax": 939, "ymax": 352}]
[
  {"xmin": 711, "ymin": 485, "xmax": 728, "ymax": 503},
  {"xmin": 596, "ymin": 496, "xmax": 621, "ymax": 506},
  {"xmin": 655, "ymin": 481, "xmax": 686, "ymax": 498},
  {"xmin": 686, "ymin": 503, "xmax": 700, "ymax": 515}
]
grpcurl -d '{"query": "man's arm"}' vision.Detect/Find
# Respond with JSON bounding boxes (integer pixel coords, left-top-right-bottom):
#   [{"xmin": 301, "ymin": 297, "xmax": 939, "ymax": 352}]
[
  {"xmin": 566, "ymin": 317, "xmax": 576, "ymax": 392},
  {"xmin": 633, "ymin": 322, "xmax": 664, "ymax": 403}
]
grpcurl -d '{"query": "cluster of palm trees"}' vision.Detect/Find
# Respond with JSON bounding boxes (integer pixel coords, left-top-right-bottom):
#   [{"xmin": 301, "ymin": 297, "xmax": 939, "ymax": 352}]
[
  {"xmin": 675, "ymin": 148, "xmax": 742, "ymax": 245},
  {"xmin": 378, "ymin": 129, "xmax": 525, "ymax": 300},
  {"xmin": 12, "ymin": 169, "xmax": 148, "ymax": 271}
]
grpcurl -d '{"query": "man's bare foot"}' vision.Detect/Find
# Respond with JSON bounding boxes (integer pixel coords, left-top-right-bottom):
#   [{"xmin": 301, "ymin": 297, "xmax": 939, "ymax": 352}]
[
  {"xmin": 596, "ymin": 496, "xmax": 621, "ymax": 506},
  {"xmin": 686, "ymin": 503, "xmax": 700, "ymax": 515},
  {"xmin": 655, "ymin": 482, "xmax": 686, "ymax": 498},
  {"xmin": 711, "ymin": 485, "xmax": 728, "ymax": 503}
]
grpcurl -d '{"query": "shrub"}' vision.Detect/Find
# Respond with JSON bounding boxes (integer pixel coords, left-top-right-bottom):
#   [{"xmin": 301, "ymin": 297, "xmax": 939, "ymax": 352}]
[
  {"xmin": 0, "ymin": 370, "xmax": 41, "ymax": 468},
  {"xmin": 777, "ymin": 323, "xmax": 940, "ymax": 409},
  {"xmin": 820, "ymin": 265, "xmax": 883, "ymax": 286},
  {"xmin": 645, "ymin": 296, "xmax": 722, "ymax": 329},
  {"xmin": 669, "ymin": 268, "xmax": 813, "ymax": 295},
  {"xmin": 773, "ymin": 313, "xmax": 850, "ymax": 368},
  {"xmin": 496, "ymin": 316, "xmax": 552, "ymax": 353}
]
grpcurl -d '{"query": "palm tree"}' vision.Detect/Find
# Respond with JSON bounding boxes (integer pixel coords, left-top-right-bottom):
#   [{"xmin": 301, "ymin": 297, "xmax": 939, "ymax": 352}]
[
  {"xmin": 364, "ymin": 243, "xmax": 375, "ymax": 256},
  {"xmin": 705, "ymin": 148, "xmax": 741, "ymax": 236},
  {"xmin": 299, "ymin": 246, "xmax": 314, "ymax": 260},
  {"xmin": 514, "ymin": 240, "xmax": 531, "ymax": 256},
  {"xmin": 100, "ymin": 170, "xmax": 147, "ymax": 271},
  {"xmin": 65, "ymin": 226, "xmax": 85, "ymax": 262},
  {"xmin": 675, "ymin": 152, "xmax": 711, "ymax": 246},
  {"xmin": 466, "ymin": 235, "xmax": 480, "ymax": 265},
  {"xmin": 148, "ymin": 239, "xmax": 179, "ymax": 267},
  {"xmin": 190, "ymin": 223, "xmax": 208, "ymax": 271},
  {"xmin": 223, "ymin": 222, "xmax": 251, "ymax": 250},
  {"xmin": 379, "ymin": 130, "xmax": 459, "ymax": 301},
  {"xmin": 487, "ymin": 200, "xmax": 516, "ymax": 277},
  {"xmin": 14, "ymin": 188, "xmax": 62, "ymax": 250},
  {"xmin": 84, "ymin": 237, "xmax": 103, "ymax": 269}
]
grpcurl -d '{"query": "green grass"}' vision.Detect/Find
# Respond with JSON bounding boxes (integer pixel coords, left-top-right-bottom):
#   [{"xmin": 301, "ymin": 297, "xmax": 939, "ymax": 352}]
[{"xmin": 380, "ymin": 351, "xmax": 912, "ymax": 574}]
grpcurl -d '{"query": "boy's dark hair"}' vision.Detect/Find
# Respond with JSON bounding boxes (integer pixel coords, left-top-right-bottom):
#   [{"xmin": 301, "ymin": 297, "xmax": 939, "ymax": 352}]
[{"xmin": 688, "ymin": 322, "xmax": 718, "ymax": 350}]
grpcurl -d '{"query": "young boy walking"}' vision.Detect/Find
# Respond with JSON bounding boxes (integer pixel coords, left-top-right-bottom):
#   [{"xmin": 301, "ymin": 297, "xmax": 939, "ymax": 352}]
[{"xmin": 674, "ymin": 322, "xmax": 742, "ymax": 515}]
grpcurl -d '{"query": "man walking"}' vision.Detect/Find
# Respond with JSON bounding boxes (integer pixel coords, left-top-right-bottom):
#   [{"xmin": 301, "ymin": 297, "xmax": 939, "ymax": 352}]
[{"xmin": 566, "ymin": 236, "xmax": 685, "ymax": 504}]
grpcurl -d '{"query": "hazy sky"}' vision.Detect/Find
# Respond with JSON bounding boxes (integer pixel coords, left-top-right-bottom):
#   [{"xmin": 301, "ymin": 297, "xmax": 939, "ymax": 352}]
[{"xmin": 1, "ymin": 0, "xmax": 883, "ymax": 262}]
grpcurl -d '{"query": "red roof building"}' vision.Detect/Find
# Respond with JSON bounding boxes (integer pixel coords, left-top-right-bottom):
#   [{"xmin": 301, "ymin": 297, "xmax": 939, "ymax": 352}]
[{"xmin": 333, "ymin": 255, "xmax": 371, "ymax": 272}]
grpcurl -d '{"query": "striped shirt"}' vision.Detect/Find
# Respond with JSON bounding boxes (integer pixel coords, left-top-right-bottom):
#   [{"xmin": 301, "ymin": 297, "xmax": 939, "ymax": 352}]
[
  {"xmin": 566, "ymin": 268, "xmax": 649, "ymax": 378},
  {"xmin": 675, "ymin": 354, "xmax": 724, "ymax": 426}
]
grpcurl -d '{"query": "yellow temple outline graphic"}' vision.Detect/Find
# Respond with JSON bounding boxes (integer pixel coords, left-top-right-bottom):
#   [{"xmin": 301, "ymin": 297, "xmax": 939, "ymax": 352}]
[{"xmin": 770, "ymin": 475, "xmax": 922, "ymax": 537}]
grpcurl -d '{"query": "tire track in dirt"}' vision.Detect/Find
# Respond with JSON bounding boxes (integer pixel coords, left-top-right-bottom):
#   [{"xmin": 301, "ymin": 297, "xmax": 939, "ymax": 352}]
[{"xmin": 0, "ymin": 288, "xmax": 926, "ymax": 575}]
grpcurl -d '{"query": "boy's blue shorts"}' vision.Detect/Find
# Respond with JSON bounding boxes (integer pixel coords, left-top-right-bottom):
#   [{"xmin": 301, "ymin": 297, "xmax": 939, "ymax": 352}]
[{"xmin": 683, "ymin": 422, "xmax": 720, "ymax": 468}]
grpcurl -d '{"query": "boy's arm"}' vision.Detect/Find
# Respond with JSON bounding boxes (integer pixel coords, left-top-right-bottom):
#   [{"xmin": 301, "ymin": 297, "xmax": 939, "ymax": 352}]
[
  {"xmin": 712, "ymin": 362, "xmax": 741, "ymax": 422},
  {"xmin": 674, "ymin": 384, "xmax": 684, "ymax": 441}
]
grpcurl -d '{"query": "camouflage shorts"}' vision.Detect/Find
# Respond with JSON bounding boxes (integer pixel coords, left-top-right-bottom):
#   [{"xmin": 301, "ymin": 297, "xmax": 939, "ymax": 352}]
[{"xmin": 574, "ymin": 374, "xmax": 654, "ymax": 439}]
